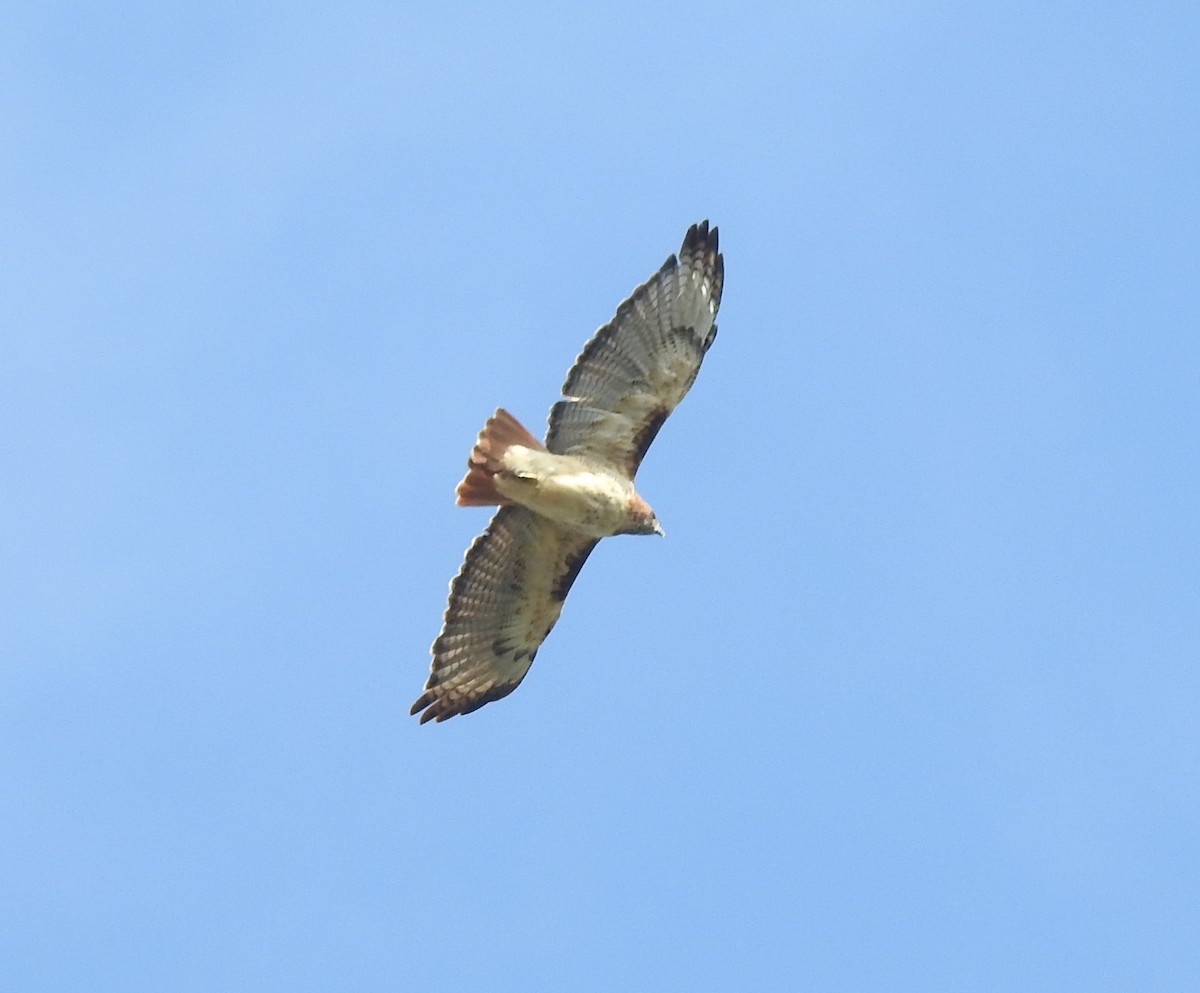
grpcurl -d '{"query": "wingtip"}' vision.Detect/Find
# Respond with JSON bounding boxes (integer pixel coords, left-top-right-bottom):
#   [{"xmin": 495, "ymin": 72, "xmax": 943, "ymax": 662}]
[
  {"xmin": 410, "ymin": 691, "xmax": 450, "ymax": 724},
  {"xmin": 663, "ymin": 221, "xmax": 720, "ymax": 282},
  {"xmin": 682, "ymin": 220, "xmax": 723, "ymax": 320},
  {"xmin": 683, "ymin": 219, "xmax": 718, "ymax": 255}
]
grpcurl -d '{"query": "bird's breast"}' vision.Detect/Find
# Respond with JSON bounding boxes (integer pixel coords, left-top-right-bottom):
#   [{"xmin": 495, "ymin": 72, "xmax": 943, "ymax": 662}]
[{"xmin": 494, "ymin": 450, "xmax": 634, "ymax": 538}]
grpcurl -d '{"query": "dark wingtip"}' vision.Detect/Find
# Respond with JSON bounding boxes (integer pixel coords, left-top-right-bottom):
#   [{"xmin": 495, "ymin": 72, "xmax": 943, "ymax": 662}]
[
  {"xmin": 682, "ymin": 219, "xmax": 718, "ymax": 255},
  {"xmin": 658, "ymin": 222, "xmax": 720, "ymax": 280},
  {"xmin": 412, "ymin": 698, "xmax": 447, "ymax": 724},
  {"xmin": 411, "ymin": 687, "xmax": 449, "ymax": 723}
]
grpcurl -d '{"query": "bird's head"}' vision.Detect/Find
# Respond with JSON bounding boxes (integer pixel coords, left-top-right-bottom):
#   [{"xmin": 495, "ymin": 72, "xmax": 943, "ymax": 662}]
[{"xmin": 621, "ymin": 494, "xmax": 665, "ymax": 537}]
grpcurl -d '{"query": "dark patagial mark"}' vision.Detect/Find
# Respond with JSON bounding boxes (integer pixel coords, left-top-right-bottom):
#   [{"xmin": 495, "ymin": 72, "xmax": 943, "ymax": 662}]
[
  {"xmin": 629, "ymin": 405, "xmax": 670, "ymax": 472},
  {"xmin": 552, "ymin": 541, "xmax": 599, "ymax": 602}
]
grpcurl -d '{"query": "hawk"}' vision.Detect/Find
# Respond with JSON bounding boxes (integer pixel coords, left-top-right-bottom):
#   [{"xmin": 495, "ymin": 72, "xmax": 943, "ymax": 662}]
[{"xmin": 411, "ymin": 222, "xmax": 724, "ymax": 723}]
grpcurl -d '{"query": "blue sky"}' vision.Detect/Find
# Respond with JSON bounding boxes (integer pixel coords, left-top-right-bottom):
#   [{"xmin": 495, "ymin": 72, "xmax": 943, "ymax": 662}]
[{"xmin": 3, "ymin": 2, "xmax": 1198, "ymax": 990}]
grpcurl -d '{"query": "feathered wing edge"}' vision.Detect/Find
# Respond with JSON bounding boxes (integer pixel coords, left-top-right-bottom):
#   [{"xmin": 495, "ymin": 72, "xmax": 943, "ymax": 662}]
[
  {"xmin": 411, "ymin": 506, "xmax": 598, "ymax": 723},
  {"xmin": 545, "ymin": 221, "xmax": 724, "ymax": 476}
]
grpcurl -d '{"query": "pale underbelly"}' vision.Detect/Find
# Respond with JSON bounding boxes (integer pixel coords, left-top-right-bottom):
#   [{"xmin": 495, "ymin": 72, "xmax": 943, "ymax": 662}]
[{"xmin": 495, "ymin": 469, "xmax": 630, "ymax": 538}]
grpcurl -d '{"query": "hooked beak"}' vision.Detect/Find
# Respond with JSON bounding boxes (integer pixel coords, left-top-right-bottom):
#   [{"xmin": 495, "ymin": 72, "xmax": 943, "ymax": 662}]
[{"xmin": 652, "ymin": 519, "xmax": 665, "ymax": 537}]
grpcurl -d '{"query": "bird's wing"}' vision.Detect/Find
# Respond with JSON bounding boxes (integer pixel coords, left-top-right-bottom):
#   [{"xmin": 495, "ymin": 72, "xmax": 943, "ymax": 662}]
[
  {"xmin": 411, "ymin": 506, "xmax": 598, "ymax": 723},
  {"xmin": 545, "ymin": 221, "xmax": 723, "ymax": 477}
]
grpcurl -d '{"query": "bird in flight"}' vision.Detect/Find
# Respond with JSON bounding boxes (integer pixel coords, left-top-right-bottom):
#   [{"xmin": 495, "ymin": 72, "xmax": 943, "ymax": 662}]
[{"xmin": 411, "ymin": 222, "xmax": 724, "ymax": 723}]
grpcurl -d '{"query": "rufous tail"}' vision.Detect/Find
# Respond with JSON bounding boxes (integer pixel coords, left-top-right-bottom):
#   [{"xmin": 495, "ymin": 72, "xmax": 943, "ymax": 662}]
[{"xmin": 454, "ymin": 408, "xmax": 545, "ymax": 506}]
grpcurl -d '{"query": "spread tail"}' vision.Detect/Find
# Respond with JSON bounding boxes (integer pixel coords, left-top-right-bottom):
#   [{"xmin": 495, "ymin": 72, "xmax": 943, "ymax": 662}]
[{"xmin": 454, "ymin": 408, "xmax": 545, "ymax": 506}]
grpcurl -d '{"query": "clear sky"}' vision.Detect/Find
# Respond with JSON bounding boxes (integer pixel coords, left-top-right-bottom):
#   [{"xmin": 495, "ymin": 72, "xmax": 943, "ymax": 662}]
[{"xmin": 3, "ymin": 3, "xmax": 1198, "ymax": 990}]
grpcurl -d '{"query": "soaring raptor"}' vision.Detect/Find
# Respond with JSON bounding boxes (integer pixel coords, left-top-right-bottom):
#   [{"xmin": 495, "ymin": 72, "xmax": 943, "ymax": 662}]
[{"xmin": 411, "ymin": 222, "xmax": 724, "ymax": 723}]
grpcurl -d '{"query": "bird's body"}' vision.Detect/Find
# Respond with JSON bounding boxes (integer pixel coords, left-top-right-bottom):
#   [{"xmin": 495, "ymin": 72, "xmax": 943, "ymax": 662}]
[
  {"xmin": 411, "ymin": 222, "xmax": 724, "ymax": 723},
  {"xmin": 494, "ymin": 453, "xmax": 646, "ymax": 540},
  {"xmin": 460, "ymin": 408, "xmax": 660, "ymax": 539}
]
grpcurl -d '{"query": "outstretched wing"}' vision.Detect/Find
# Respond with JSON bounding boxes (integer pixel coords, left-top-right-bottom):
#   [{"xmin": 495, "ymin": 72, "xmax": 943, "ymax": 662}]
[
  {"xmin": 545, "ymin": 221, "xmax": 724, "ymax": 477},
  {"xmin": 411, "ymin": 506, "xmax": 598, "ymax": 723}
]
